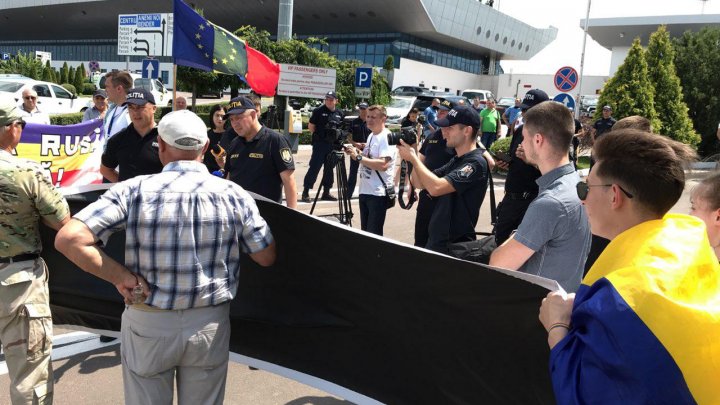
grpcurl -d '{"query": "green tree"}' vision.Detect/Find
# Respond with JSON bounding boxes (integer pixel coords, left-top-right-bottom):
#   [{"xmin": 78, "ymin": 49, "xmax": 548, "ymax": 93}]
[
  {"xmin": 0, "ymin": 52, "xmax": 43, "ymax": 79},
  {"xmin": 674, "ymin": 27, "xmax": 720, "ymax": 156},
  {"xmin": 595, "ymin": 38, "xmax": 659, "ymax": 130},
  {"xmin": 50, "ymin": 68, "xmax": 59, "ymax": 84},
  {"xmin": 175, "ymin": 66, "xmax": 219, "ymax": 109},
  {"xmin": 73, "ymin": 64, "xmax": 85, "ymax": 91},
  {"xmin": 41, "ymin": 66, "xmax": 53, "ymax": 82},
  {"xmin": 646, "ymin": 26, "xmax": 699, "ymax": 145},
  {"xmin": 68, "ymin": 66, "xmax": 76, "ymax": 85},
  {"xmin": 383, "ymin": 55, "xmax": 395, "ymax": 71},
  {"xmin": 60, "ymin": 61, "xmax": 69, "ymax": 84}
]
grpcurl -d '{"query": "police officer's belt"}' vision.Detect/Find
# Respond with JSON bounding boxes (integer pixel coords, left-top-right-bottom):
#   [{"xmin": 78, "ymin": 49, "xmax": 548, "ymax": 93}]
[
  {"xmin": 506, "ymin": 192, "xmax": 537, "ymax": 200},
  {"xmin": 0, "ymin": 253, "xmax": 40, "ymax": 263}
]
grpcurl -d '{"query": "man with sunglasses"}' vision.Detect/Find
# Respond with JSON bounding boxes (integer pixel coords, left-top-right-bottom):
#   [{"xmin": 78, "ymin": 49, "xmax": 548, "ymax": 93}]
[
  {"xmin": 100, "ymin": 88, "xmax": 163, "ymax": 182},
  {"xmin": 0, "ymin": 97, "xmax": 70, "ymax": 404},
  {"xmin": 490, "ymin": 101, "xmax": 590, "ymax": 293},
  {"xmin": 82, "ymin": 89, "xmax": 109, "ymax": 122},
  {"xmin": 17, "ymin": 88, "xmax": 50, "ymax": 125},
  {"xmin": 539, "ymin": 130, "xmax": 719, "ymax": 404}
]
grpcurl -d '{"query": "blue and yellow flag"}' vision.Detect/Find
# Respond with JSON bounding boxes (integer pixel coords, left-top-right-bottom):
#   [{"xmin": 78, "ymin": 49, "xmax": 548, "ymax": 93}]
[
  {"xmin": 172, "ymin": 0, "xmax": 279, "ymax": 95},
  {"xmin": 551, "ymin": 214, "xmax": 720, "ymax": 404}
]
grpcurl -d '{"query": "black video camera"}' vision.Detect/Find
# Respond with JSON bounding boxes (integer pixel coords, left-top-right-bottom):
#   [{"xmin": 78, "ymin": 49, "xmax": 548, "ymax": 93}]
[
  {"xmin": 417, "ymin": 114, "xmax": 426, "ymax": 124},
  {"xmin": 324, "ymin": 119, "xmax": 348, "ymax": 149},
  {"xmin": 388, "ymin": 126, "xmax": 418, "ymax": 146}
]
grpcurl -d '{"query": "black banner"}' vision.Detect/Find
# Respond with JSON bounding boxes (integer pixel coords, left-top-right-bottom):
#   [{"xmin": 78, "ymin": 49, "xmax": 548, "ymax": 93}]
[{"xmin": 42, "ymin": 191, "xmax": 555, "ymax": 404}]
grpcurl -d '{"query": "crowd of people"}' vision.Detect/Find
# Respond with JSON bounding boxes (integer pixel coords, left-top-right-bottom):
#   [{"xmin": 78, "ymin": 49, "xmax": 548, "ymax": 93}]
[{"xmin": 0, "ymin": 71, "xmax": 719, "ymax": 404}]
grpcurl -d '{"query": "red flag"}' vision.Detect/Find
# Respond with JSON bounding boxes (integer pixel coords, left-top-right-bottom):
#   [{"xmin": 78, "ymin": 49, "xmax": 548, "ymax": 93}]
[{"xmin": 246, "ymin": 45, "xmax": 280, "ymax": 97}]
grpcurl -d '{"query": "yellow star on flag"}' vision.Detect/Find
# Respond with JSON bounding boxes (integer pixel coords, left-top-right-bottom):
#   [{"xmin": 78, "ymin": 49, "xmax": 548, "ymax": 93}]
[
  {"xmin": 231, "ymin": 48, "xmax": 237, "ymax": 54},
  {"xmin": 205, "ymin": 53, "xmax": 210, "ymax": 58},
  {"xmin": 229, "ymin": 54, "xmax": 235, "ymax": 61},
  {"xmin": 222, "ymin": 58, "xmax": 228, "ymax": 65},
  {"xmin": 197, "ymin": 43, "xmax": 203, "ymax": 50},
  {"xmin": 195, "ymin": 33, "xmax": 201, "ymax": 40},
  {"xmin": 198, "ymin": 24, "xmax": 205, "ymax": 31},
  {"xmin": 227, "ymin": 39, "xmax": 233, "ymax": 45},
  {"xmin": 213, "ymin": 58, "xmax": 218, "ymax": 64}
]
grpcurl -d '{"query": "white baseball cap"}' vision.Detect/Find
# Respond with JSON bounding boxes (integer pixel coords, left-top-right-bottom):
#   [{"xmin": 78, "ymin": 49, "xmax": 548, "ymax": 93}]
[{"xmin": 158, "ymin": 110, "xmax": 208, "ymax": 151}]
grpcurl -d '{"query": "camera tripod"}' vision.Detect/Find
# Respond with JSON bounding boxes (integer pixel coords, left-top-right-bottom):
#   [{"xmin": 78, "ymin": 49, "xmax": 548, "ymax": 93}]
[
  {"xmin": 309, "ymin": 150, "xmax": 354, "ymax": 226},
  {"xmin": 264, "ymin": 106, "xmax": 281, "ymax": 130}
]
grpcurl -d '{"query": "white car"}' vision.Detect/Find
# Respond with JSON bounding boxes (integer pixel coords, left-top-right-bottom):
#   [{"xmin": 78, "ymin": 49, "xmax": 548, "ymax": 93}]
[
  {"xmin": 386, "ymin": 96, "xmax": 417, "ymax": 125},
  {"xmin": 0, "ymin": 79, "xmax": 91, "ymax": 114}
]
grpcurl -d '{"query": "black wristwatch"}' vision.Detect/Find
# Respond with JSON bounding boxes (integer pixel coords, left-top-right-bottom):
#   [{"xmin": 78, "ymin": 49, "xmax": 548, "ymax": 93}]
[{"xmin": 356, "ymin": 155, "xmax": 363, "ymax": 162}]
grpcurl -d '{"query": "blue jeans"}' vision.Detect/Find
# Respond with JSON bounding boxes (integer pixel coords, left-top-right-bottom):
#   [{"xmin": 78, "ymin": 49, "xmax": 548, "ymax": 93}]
[
  {"xmin": 303, "ymin": 141, "xmax": 334, "ymax": 191},
  {"xmin": 481, "ymin": 132, "xmax": 497, "ymax": 150},
  {"xmin": 359, "ymin": 194, "xmax": 388, "ymax": 236}
]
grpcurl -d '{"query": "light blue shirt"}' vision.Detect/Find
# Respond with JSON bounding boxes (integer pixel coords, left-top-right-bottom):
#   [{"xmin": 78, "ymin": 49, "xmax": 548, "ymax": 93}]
[{"xmin": 514, "ymin": 163, "xmax": 590, "ymax": 292}]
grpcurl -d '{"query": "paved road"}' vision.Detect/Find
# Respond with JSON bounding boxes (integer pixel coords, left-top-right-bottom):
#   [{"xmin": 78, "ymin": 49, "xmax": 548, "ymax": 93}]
[{"xmin": 0, "ymin": 144, "xmax": 706, "ymax": 404}]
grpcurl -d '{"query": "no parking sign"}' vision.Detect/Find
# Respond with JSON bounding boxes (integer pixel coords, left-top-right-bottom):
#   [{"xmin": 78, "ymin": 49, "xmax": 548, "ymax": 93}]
[{"xmin": 554, "ymin": 66, "xmax": 578, "ymax": 92}]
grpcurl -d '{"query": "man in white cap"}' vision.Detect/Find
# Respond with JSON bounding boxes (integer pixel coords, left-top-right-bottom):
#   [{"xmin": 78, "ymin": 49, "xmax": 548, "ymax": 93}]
[{"xmin": 56, "ymin": 110, "xmax": 277, "ymax": 404}]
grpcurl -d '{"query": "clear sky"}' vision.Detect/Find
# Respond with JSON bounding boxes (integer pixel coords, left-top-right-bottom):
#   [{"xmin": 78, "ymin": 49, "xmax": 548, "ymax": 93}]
[{"xmin": 498, "ymin": 0, "xmax": 720, "ymax": 76}]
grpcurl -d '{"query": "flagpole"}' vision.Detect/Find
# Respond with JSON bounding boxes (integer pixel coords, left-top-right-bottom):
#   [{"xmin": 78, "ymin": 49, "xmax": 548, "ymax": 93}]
[
  {"xmin": 172, "ymin": 64, "xmax": 178, "ymax": 112},
  {"xmin": 576, "ymin": 0, "xmax": 591, "ymax": 120}
]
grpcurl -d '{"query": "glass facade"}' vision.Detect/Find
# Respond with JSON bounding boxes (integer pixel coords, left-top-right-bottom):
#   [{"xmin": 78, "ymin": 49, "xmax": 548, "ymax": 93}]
[
  {"xmin": 1, "ymin": 33, "xmax": 488, "ymax": 75},
  {"xmin": 302, "ymin": 33, "xmax": 488, "ymax": 74},
  {"xmin": 0, "ymin": 39, "xmax": 172, "ymax": 64}
]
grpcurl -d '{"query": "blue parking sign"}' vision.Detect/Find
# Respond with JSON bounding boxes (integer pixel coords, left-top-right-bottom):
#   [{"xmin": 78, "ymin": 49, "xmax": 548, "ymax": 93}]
[{"xmin": 355, "ymin": 67, "xmax": 373, "ymax": 88}]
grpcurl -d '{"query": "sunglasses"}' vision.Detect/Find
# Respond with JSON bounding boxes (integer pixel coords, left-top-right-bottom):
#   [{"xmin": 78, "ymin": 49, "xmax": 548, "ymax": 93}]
[
  {"xmin": 576, "ymin": 181, "xmax": 634, "ymax": 201},
  {"xmin": 4, "ymin": 120, "xmax": 26, "ymax": 129},
  {"xmin": 23, "ymin": 96, "xmax": 37, "ymax": 100}
]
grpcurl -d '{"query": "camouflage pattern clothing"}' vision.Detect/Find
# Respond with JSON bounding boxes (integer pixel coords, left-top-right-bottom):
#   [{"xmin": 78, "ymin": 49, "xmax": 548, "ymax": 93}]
[
  {"xmin": 1, "ymin": 149, "xmax": 68, "ymax": 405},
  {"xmin": 0, "ymin": 150, "xmax": 69, "ymax": 256}
]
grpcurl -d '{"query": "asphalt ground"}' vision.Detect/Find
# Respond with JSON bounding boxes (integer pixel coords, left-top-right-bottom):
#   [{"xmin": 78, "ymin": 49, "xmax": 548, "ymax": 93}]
[{"xmin": 0, "ymin": 140, "xmax": 707, "ymax": 405}]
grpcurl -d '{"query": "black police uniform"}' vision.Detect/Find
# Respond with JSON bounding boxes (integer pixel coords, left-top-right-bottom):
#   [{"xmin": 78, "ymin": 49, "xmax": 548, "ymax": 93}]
[
  {"xmin": 493, "ymin": 124, "xmax": 541, "ymax": 245},
  {"xmin": 593, "ymin": 116, "xmax": 616, "ymax": 140},
  {"xmin": 302, "ymin": 105, "xmax": 344, "ymax": 193},
  {"xmin": 426, "ymin": 148, "xmax": 488, "ymax": 253},
  {"xmin": 414, "ymin": 128, "xmax": 456, "ymax": 247},
  {"xmin": 101, "ymin": 124, "xmax": 163, "ymax": 182},
  {"xmin": 203, "ymin": 129, "xmax": 224, "ymax": 173},
  {"xmin": 225, "ymin": 126, "xmax": 295, "ymax": 203},
  {"xmin": 347, "ymin": 116, "xmax": 371, "ymax": 198}
]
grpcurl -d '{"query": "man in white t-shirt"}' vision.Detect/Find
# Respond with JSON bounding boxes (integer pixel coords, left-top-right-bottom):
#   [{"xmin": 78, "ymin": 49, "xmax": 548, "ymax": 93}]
[
  {"xmin": 345, "ymin": 104, "xmax": 396, "ymax": 236},
  {"xmin": 103, "ymin": 71, "xmax": 133, "ymax": 139}
]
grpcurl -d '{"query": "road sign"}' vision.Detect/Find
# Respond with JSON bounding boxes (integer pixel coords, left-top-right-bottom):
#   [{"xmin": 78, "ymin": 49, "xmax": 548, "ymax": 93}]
[
  {"xmin": 277, "ymin": 64, "xmax": 337, "ymax": 99},
  {"xmin": 554, "ymin": 66, "xmax": 578, "ymax": 92},
  {"xmin": 553, "ymin": 93, "xmax": 576, "ymax": 110},
  {"xmin": 118, "ymin": 13, "xmax": 174, "ymax": 57},
  {"xmin": 142, "ymin": 59, "xmax": 160, "ymax": 79},
  {"xmin": 1, "ymin": 53, "xmax": 10, "ymax": 61},
  {"xmin": 354, "ymin": 67, "xmax": 373, "ymax": 98},
  {"xmin": 88, "ymin": 60, "xmax": 100, "ymax": 72}
]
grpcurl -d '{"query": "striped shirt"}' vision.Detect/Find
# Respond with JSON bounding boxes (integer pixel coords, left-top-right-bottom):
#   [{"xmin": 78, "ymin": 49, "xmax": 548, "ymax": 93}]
[{"xmin": 74, "ymin": 160, "xmax": 273, "ymax": 310}]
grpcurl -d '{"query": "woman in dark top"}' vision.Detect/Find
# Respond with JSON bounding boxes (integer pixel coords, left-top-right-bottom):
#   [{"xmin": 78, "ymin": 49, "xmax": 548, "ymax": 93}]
[
  {"xmin": 204, "ymin": 104, "xmax": 226, "ymax": 173},
  {"xmin": 400, "ymin": 108, "xmax": 420, "ymax": 128}
]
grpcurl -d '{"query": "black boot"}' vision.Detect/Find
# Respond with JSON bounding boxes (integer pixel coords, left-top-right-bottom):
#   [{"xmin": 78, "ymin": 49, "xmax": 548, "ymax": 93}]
[
  {"xmin": 301, "ymin": 189, "xmax": 311, "ymax": 203},
  {"xmin": 321, "ymin": 188, "xmax": 337, "ymax": 201}
]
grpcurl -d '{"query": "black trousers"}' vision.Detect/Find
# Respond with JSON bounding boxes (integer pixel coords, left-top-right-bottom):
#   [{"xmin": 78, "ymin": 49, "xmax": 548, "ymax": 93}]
[
  {"xmin": 414, "ymin": 191, "xmax": 437, "ymax": 247},
  {"xmin": 493, "ymin": 195, "xmax": 534, "ymax": 245},
  {"xmin": 347, "ymin": 158, "xmax": 360, "ymax": 198}
]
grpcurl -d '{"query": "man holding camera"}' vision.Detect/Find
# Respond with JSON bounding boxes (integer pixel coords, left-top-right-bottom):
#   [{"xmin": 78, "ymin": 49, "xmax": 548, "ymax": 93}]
[
  {"xmin": 397, "ymin": 105, "xmax": 488, "ymax": 253},
  {"xmin": 301, "ymin": 91, "xmax": 345, "ymax": 203},
  {"xmin": 345, "ymin": 105, "xmax": 396, "ymax": 236},
  {"xmin": 222, "ymin": 96, "xmax": 298, "ymax": 209},
  {"xmin": 347, "ymin": 102, "xmax": 372, "ymax": 198}
]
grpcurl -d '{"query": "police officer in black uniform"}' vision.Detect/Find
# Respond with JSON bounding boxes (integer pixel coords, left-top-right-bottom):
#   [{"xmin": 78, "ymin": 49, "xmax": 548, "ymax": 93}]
[
  {"xmin": 493, "ymin": 89, "xmax": 548, "ymax": 245},
  {"xmin": 222, "ymin": 96, "xmax": 298, "ymax": 208},
  {"xmin": 347, "ymin": 102, "xmax": 372, "ymax": 198},
  {"xmin": 414, "ymin": 99, "xmax": 456, "ymax": 247},
  {"xmin": 100, "ymin": 88, "xmax": 163, "ymax": 182},
  {"xmin": 301, "ymin": 91, "xmax": 344, "ymax": 202}
]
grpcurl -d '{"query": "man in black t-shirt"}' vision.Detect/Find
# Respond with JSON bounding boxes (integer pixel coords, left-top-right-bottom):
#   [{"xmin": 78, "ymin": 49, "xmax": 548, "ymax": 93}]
[
  {"xmin": 413, "ymin": 100, "xmax": 456, "ymax": 247},
  {"xmin": 301, "ymin": 91, "xmax": 345, "ymax": 202},
  {"xmin": 101, "ymin": 88, "xmax": 163, "ymax": 182},
  {"xmin": 593, "ymin": 105, "xmax": 617, "ymax": 141},
  {"xmin": 347, "ymin": 102, "xmax": 372, "ymax": 198},
  {"xmin": 397, "ymin": 105, "xmax": 488, "ymax": 253},
  {"xmin": 492, "ymin": 89, "xmax": 548, "ymax": 245},
  {"xmin": 221, "ymin": 96, "xmax": 297, "ymax": 208}
]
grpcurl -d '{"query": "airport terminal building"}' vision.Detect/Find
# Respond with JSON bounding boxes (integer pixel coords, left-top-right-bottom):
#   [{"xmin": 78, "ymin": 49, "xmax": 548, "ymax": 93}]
[{"xmin": 0, "ymin": 0, "xmax": 556, "ymax": 94}]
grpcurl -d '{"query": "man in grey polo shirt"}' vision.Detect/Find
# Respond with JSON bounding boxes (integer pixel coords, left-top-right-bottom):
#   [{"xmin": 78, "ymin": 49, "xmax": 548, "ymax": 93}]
[{"xmin": 489, "ymin": 101, "xmax": 590, "ymax": 292}]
